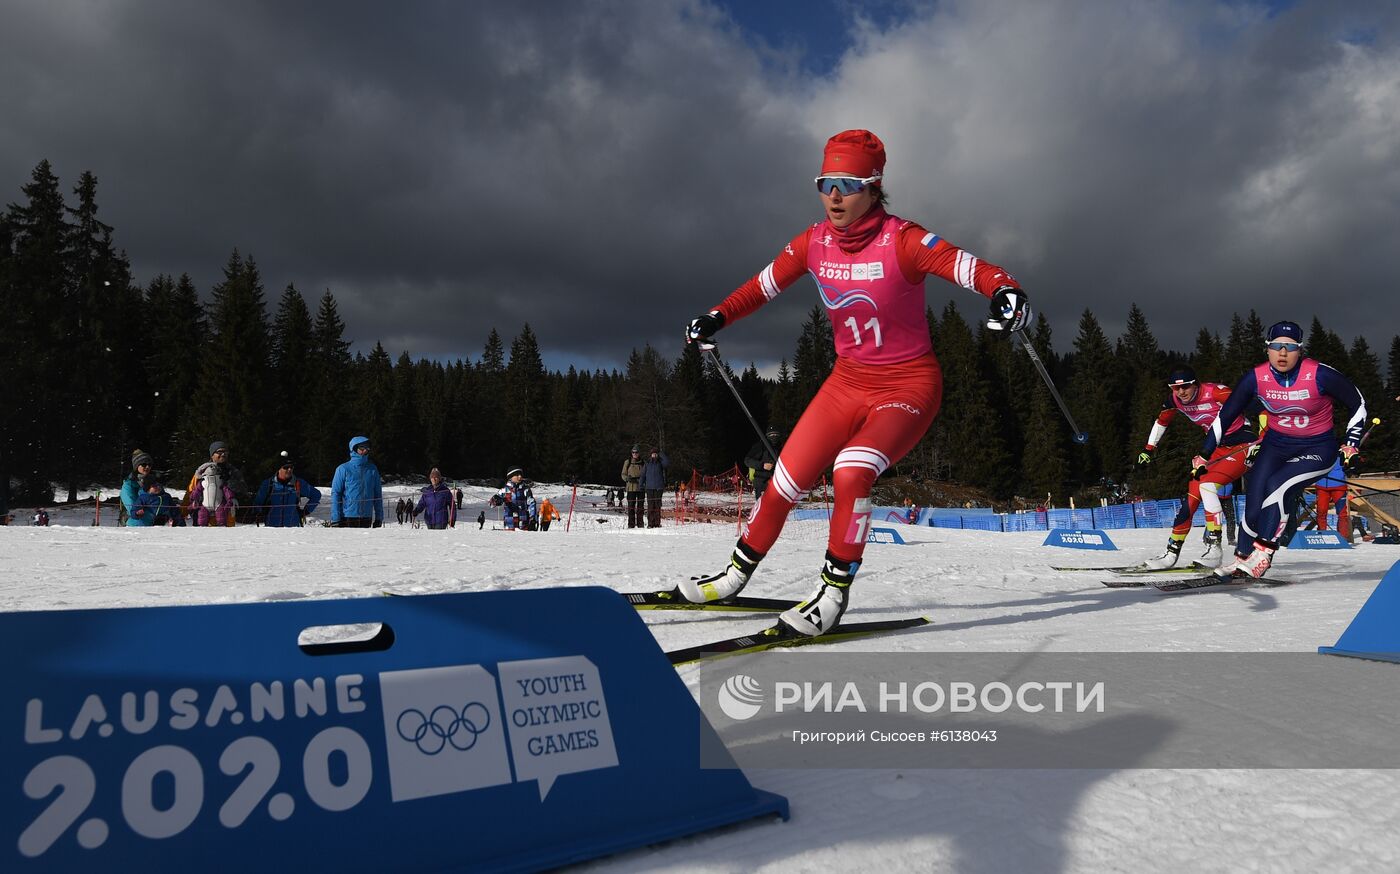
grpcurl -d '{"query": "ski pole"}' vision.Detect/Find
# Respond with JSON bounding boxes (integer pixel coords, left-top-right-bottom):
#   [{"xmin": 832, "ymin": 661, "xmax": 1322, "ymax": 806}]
[
  {"xmin": 699, "ymin": 341, "xmax": 778, "ymax": 459},
  {"xmin": 1013, "ymin": 329, "xmax": 1088, "ymax": 444}
]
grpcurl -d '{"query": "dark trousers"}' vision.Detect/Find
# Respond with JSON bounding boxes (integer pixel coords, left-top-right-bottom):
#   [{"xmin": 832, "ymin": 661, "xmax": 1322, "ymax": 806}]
[
  {"xmin": 541, "ymin": 520, "xmax": 551, "ymax": 531},
  {"xmin": 340, "ymin": 517, "xmax": 372, "ymax": 529},
  {"xmin": 645, "ymin": 489, "xmax": 663, "ymax": 528},
  {"xmin": 626, "ymin": 490, "xmax": 644, "ymax": 528}
]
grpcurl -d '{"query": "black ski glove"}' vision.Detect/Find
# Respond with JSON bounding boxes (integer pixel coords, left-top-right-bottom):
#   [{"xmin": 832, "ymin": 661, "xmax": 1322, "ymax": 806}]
[
  {"xmin": 986, "ymin": 286, "xmax": 1032, "ymax": 332},
  {"xmin": 685, "ymin": 310, "xmax": 725, "ymax": 343}
]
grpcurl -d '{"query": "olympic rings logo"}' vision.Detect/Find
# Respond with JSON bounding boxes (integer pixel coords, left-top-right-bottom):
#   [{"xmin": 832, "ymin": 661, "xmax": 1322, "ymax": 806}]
[{"xmin": 396, "ymin": 703, "xmax": 492, "ymax": 755}]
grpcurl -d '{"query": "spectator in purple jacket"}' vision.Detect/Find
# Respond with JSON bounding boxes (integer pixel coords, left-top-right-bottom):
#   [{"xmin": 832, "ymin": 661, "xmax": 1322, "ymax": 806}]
[{"xmin": 415, "ymin": 468, "xmax": 457, "ymax": 530}]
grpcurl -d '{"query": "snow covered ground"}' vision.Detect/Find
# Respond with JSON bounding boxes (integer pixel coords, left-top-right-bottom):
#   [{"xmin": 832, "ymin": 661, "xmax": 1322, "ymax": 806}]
[{"xmin": 6, "ymin": 485, "xmax": 1400, "ymax": 872}]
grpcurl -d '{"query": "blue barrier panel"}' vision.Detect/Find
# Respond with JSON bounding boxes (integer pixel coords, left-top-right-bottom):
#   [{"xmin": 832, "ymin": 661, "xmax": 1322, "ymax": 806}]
[
  {"xmin": 1285, "ymin": 530, "xmax": 1351, "ymax": 549},
  {"xmin": 1134, "ymin": 501, "xmax": 1162, "ymax": 527},
  {"xmin": 1157, "ymin": 500, "xmax": 1181, "ymax": 526},
  {"xmin": 1091, "ymin": 505, "xmax": 1135, "ymax": 530},
  {"xmin": 961, "ymin": 516, "xmax": 1003, "ymax": 532},
  {"xmin": 1045, "ymin": 510, "xmax": 1074, "ymax": 530},
  {"xmin": 931, "ymin": 517, "xmax": 962, "ymax": 529},
  {"xmin": 1043, "ymin": 529, "xmax": 1117, "ymax": 550},
  {"xmin": 790, "ymin": 508, "xmax": 831, "ymax": 522},
  {"xmin": 1320, "ymin": 560, "xmax": 1400, "ymax": 663},
  {"xmin": 1, "ymin": 590, "xmax": 787, "ymax": 872},
  {"xmin": 867, "ymin": 526, "xmax": 906, "ymax": 544},
  {"xmin": 1003, "ymin": 513, "xmax": 1038, "ymax": 532}
]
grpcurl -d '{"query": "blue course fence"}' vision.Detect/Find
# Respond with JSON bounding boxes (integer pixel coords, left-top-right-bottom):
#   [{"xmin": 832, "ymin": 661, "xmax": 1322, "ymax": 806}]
[
  {"xmin": 798, "ymin": 495, "xmax": 1337, "ymax": 533},
  {"xmin": 864, "ymin": 495, "xmax": 1270, "ymax": 533}
]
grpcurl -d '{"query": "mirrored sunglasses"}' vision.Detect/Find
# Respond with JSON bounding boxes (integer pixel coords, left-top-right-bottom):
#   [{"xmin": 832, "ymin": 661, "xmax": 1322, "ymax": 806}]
[
  {"xmin": 815, "ymin": 174, "xmax": 881, "ymax": 196},
  {"xmin": 1266, "ymin": 342, "xmax": 1301, "ymax": 352}
]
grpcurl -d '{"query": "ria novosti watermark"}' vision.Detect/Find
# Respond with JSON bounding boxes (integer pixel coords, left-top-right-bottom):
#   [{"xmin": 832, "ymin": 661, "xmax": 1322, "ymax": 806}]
[{"xmin": 698, "ymin": 653, "xmax": 1400, "ymax": 769}]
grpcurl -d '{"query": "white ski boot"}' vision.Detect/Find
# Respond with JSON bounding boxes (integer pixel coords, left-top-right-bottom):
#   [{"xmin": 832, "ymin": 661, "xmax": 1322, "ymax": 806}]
[
  {"xmin": 1214, "ymin": 541, "xmax": 1275, "ymax": 580},
  {"xmin": 1197, "ymin": 530, "xmax": 1224, "ymax": 568},
  {"xmin": 678, "ymin": 541, "xmax": 763, "ymax": 603},
  {"xmin": 1142, "ymin": 537, "xmax": 1184, "ymax": 570},
  {"xmin": 779, "ymin": 554, "xmax": 856, "ymax": 637}
]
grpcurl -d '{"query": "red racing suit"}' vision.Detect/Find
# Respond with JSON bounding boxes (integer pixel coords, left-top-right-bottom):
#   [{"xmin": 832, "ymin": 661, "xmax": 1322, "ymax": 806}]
[
  {"xmin": 710, "ymin": 207, "xmax": 1019, "ymax": 563},
  {"xmin": 1144, "ymin": 383, "xmax": 1256, "ymax": 536}
]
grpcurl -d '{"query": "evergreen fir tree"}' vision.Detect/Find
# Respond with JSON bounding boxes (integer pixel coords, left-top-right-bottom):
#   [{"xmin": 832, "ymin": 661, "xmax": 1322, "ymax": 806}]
[
  {"xmin": 181, "ymin": 250, "xmax": 275, "ymax": 489},
  {"xmin": 925, "ymin": 301, "xmax": 1011, "ymax": 493},
  {"xmin": 504, "ymin": 324, "xmax": 547, "ymax": 471},
  {"xmin": 1223, "ymin": 313, "xmax": 1253, "ymax": 386},
  {"xmin": 1018, "ymin": 316, "xmax": 1068, "ymax": 502},
  {"xmin": 1304, "ymin": 317, "xmax": 1349, "ymax": 372},
  {"xmin": 306, "ymin": 289, "xmax": 352, "ymax": 483},
  {"xmin": 1066, "ymin": 309, "xmax": 1123, "ymax": 489},
  {"xmin": 354, "ymin": 343, "xmax": 395, "ymax": 473},
  {"xmin": 1116, "ymin": 305, "xmax": 1173, "ymax": 497},
  {"xmin": 475, "ymin": 329, "xmax": 507, "ymax": 477},
  {"xmin": 144, "ymin": 274, "xmax": 205, "ymax": 468},
  {"xmin": 792, "ymin": 304, "xmax": 834, "ymax": 409},
  {"xmin": 1346, "ymin": 336, "xmax": 1384, "ymax": 467},
  {"xmin": 269, "ymin": 284, "xmax": 314, "ymax": 458},
  {"xmin": 4, "ymin": 160, "xmax": 72, "ymax": 501},
  {"xmin": 1189, "ymin": 328, "xmax": 1226, "ymax": 382}
]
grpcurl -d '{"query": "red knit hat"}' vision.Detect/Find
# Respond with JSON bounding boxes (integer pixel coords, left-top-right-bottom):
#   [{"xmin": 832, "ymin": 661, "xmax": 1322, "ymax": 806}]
[{"xmin": 820, "ymin": 129, "xmax": 886, "ymax": 178}]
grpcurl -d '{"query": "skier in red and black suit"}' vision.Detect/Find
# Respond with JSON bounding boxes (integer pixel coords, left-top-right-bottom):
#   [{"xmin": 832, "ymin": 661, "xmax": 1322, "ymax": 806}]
[
  {"xmin": 1136, "ymin": 366, "xmax": 1257, "ymax": 570},
  {"xmin": 678, "ymin": 129, "xmax": 1031, "ymax": 636}
]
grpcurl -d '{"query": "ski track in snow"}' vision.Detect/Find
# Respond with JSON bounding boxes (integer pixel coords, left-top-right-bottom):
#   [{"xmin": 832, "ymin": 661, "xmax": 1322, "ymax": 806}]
[{"xmin": 6, "ymin": 485, "xmax": 1399, "ymax": 873}]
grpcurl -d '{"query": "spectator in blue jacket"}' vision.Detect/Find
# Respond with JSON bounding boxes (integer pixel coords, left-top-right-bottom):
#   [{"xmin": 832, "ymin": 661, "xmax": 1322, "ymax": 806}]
[
  {"xmin": 254, "ymin": 451, "xmax": 322, "ymax": 527},
  {"xmin": 330, "ymin": 436, "xmax": 383, "ymax": 528},
  {"xmin": 640, "ymin": 447, "xmax": 669, "ymax": 528},
  {"xmin": 121, "ymin": 449, "xmax": 155, "ymax": 526},
  {"xmin": 415, "ymin": 468, "xmax": 457, "ymax": 530}
]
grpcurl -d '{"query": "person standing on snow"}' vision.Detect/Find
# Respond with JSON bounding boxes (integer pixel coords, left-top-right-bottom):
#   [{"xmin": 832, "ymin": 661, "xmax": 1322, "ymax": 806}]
[
  {"xmin": 415, "ymin": 467, "xmax": 457, "ymax": 530},
  {"xmin": 640, "ymin": 447, "xmax": 669, "ymax": 528},
  {"xmin": 538, "ymin": 497, "xmax": 561, "ymax": 531},
  {"xmin": 679, "ymin": 129, "xmax": 1030, "ymax": 637},
  {"xmin": 186, "ymin": 441, "xmax": 243, "ymax": 527},
  {"xmin": 1135, "ymin": 366, "xmax": 1257, "ymax": 570},
  {"xmin": 620, "ymin": 445, "xmax": 645, "ymax": 528},
  {"xmin": 497, "ymin": 468, "xmax": 538, "ymax": 530},
  {"xmin": 330, "ymin": 436, "xmax": 384, "ymax": 528},
  {"xmin": 253, "ymin": 451, "xmax": 321, "ymax": 527},
  {"xmin": 1202, "ymin": 321, "xmax": 1367, "ymax": 581}
]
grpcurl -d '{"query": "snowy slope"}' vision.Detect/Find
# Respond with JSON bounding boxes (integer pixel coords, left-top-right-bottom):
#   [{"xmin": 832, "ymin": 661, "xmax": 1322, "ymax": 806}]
[{"xmin": 5, "ymin": 487, "xmax": 1399, "ymax": 872}]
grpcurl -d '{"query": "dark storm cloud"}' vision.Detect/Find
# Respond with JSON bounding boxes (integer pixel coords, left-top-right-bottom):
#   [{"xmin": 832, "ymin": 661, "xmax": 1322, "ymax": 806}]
[
  {"xmin": 819, "ymin": 0, "xmax": 1400, "ymax": 350},
  {"xmin": 3, "ymin": 0, "xmax": 1398, "ymax": 371},
  {"xmin": 0, "ymin": 0, "xmax": 819, "ymax": 367}
]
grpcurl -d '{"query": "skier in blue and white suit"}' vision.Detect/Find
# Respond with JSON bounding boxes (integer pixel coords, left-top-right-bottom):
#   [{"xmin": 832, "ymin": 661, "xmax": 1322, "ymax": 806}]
[{"xmin": 1200, "ymin": 320, "xmax": 1366, "ymax": 580}]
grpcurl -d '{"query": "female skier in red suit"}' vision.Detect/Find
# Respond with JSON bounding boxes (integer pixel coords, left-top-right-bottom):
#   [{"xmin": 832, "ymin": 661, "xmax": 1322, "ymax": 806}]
[{"xmin": 679, "ymin": 129, "xmax": 1031, "ymax": 636}]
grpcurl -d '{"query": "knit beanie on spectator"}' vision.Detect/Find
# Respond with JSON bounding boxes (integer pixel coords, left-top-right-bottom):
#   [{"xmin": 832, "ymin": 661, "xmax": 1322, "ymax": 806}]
[{"xmin": 131, "ymin": 449, "xmax": 153, "ymax": 472}]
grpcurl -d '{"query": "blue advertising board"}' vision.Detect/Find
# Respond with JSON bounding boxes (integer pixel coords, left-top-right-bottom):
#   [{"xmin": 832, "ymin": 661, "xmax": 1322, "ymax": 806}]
[
  {"xmin": 1043, "ymin": 529, "xmax": 1117, "ymax": 550},
  {"xmin": 1285, "ymin": 530, "xmax": 1351, "ymax": 549},
  {"xmin": 866, "ymin": 526, "xmax": 906, "ymax": 545},
  {"xmin": 2, "ymin": 589, "xmax": 786, "ymax": 872}
]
